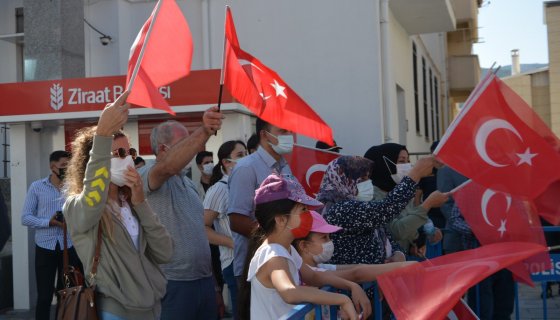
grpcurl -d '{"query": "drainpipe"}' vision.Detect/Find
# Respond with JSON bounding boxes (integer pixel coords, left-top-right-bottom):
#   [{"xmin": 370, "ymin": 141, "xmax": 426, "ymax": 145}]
[
  {"xmin": 380, "ymin": 0, "xmax": 393, "ymax": 142},
  {"xmin": 202, "ymin": 0, "xmax": 211, "ymax": 69}
]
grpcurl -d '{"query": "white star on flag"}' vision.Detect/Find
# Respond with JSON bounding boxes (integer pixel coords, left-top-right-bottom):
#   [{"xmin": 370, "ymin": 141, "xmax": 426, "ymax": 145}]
[
  {"xmin": 516, "ymin": 147, "xmax": 537, "ymax": 166},
  {"xmin": 498, "ymin": 219, "xmax": 507, "ymax": 237},
  {"xmin": 271, "ymin": 80, "xmax": 287, "ymax": 99}
]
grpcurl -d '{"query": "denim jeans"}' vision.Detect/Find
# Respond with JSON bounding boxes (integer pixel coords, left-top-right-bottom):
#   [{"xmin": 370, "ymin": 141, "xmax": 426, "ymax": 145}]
[
  {"xmin": 160, "ymin": 276, "xmax": 218, "ymax": 320},
  {"xmin": 222, "ymin": 263, "xmax": 238, "ymax": 319},
  {"xmin": 467, "ymin": 269, "xmax": 514, "ymax": 320},
  {"xmin": 99, "ymin": 311, "xmax": 127, "ymax": 320}
]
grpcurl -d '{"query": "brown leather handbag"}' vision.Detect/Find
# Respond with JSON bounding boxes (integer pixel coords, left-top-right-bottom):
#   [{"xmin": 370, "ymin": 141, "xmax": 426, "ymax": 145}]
[{"xmin": 56, "ymin": 223, "xmax": 102, "ymax": 320}]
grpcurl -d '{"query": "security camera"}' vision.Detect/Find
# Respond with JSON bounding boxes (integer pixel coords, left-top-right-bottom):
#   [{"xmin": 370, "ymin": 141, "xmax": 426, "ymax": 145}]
[
  {"xmin": 100, "ymin": 36, "xmax": 112, "ymax": 46},
  {"xmin": 31, "ymin": 121, "xmax": 43, "ymax": 133}
]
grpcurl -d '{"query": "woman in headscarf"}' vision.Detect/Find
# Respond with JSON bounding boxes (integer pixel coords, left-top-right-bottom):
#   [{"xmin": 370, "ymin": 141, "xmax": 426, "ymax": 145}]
[
  {"xmin": 364, "ymin": 143, "xmax": 447, "ymax": 256},
  {"xmin": 316, "ymin": 155, "xmax": 435, "ymax": 265}
]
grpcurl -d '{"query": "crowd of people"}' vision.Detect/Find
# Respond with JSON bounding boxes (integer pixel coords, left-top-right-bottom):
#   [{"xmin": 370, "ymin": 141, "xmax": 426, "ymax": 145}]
[{"xmin": 20, "ymin": 92, "xmax": 517, "ymax": 320}]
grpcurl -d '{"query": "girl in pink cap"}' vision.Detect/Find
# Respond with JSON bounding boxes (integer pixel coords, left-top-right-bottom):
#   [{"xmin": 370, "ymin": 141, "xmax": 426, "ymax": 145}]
[
  {"xmin": 294, "ymin": 211, "xmax": 415, "ymax": 279},
  {"xmin": 237, "ymin": 174, "xmax": 371, "ymax": 320}
]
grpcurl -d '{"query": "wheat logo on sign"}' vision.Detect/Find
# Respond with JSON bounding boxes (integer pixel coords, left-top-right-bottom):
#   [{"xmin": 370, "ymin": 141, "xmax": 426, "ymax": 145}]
[{"xmin": 50, "ymin": 83, "xmax": 63, "ymax": 111}]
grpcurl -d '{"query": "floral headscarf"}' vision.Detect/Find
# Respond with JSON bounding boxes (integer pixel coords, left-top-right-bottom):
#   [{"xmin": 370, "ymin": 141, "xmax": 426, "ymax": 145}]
[{"xmin": 316, "ymin": 156, "xmax": 373, "ymax": 209}]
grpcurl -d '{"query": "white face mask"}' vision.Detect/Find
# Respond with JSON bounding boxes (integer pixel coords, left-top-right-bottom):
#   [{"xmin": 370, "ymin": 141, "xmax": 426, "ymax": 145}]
[
  {"xmin": 267, "ymin": 132, "xmax": 294, "ymax": 155},
  {"xmin": 356, "ymin": 179, "xmax": 374, "ymax": 202},
  {"xmin": 391, "ymin": 163, "xmax": 413, "ymax": 184},
  {"xmin": 202, "ymin": 162, "xmax": 214, "ymax": 176},
  {"xmin": 312, "ymin": 241, "xmax": 335, "ymax": 264},
  {"xmin": 110, "ymin": 155, "xmax": 135, "ymax": 187},
  {"xmin": 383, "ymin": 156, "xmax": 413, "ymax": 184}
]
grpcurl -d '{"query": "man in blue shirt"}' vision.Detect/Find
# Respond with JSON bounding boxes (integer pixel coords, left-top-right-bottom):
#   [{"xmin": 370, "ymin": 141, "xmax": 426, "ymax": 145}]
[
  {"xmin": 228, "ymin": 118, "xmax": 294, "ymax": 289},
  {"xmin": 21, "ymin": 150, "xmax": 82, "ymax": 320}
]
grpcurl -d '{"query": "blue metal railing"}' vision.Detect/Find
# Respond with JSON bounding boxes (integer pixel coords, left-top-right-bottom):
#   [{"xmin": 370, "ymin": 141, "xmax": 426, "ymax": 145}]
[{"xmin": 284, "ymin": 226, "xmax": 560, "ymax": 320}]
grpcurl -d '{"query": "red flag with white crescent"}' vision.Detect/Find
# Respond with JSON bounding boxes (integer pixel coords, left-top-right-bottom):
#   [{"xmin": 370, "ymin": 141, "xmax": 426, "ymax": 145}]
[
  {"xmin": 284, "ymin": 145, "xmax": 340, "ymax": 196},
  {"xmin": 222, "ymin": 7, "xmax": 334, "ymax": 145},
  {"xmin": 452, "ymin": 180, "xmax": 551, "ymax": 284},
  {"xmin": 434, "ymin": 73, "xmax": 560, "ymax": 199}
]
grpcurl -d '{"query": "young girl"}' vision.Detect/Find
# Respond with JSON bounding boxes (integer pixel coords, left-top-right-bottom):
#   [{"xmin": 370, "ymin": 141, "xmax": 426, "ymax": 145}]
[
  {"xmin": 238, "ymin": 174, "xmax": 371, "ymax": 320},
  {"xmin": 203, "ymin": 140, "xmax": 247, "ymax": 317},
  {"xmin": 294, "ymin": 211, "xmax": 416, "ymax": 281}
]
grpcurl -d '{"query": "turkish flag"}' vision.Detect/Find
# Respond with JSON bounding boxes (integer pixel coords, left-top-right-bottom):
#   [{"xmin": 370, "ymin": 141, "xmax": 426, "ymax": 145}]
[
  {"xmin": 446, "ymin": 299, "xmax": 479, "ymax": 320},
  {"xmin": 434, "ymin": 73, "xmax": 560, "ymax": 199},
  {"xmin": 498, "ymin": 76, "xmax": 560, "ymax": 225},
  {"xmin": 126, "ymin": 0, "xmax": 193, "ymax": 115},
  {"xmin": 223, "ymin": 7, "xmax": 334, "ymax": 145},
  {"xmin": 284, "ymin": 145, "xmax": 340, "ymax": 196},
  {"xmin": 452, "ymin": 180, "xmax": 550, "ymax": 284},
  {"xmin": 377, "ymin": 242, "xmax": 547, "ymax": 320},
  {"xmin": 533, "ymin": 180, "xmax": 560, "ymax": 225}
]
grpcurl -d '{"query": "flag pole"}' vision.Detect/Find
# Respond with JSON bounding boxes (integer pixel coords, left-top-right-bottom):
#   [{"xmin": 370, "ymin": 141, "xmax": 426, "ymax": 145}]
[
  {"xmin": 127, "ymin": 0, "xmax": 164, "ymax": 92},
  {"xmin": 216, "ymin": 5, "xmax": 229, "ymax": 112}
]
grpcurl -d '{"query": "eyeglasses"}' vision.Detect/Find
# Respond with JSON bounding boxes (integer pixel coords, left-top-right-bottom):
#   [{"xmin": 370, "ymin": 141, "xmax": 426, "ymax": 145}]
[{"xmin": 112, "ymin": 148, "xmax": 130, "ymax": 158}]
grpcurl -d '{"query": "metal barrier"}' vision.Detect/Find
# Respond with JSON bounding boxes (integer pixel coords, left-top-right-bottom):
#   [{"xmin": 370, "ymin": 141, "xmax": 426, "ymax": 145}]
[
  {"xmin": 513, "ymin": 226, "xmax": 560, "ymax": 320},
  {"xmin": 282, "ymin": 240, "xmax": 444, "ymax": 319},
  {"xmin": 283, "ymin": 226, "xmax": 560, "ymax": 320},
  {"xmin": 282, "ymin": 283, "xmax": 384, "ymax": 320}
]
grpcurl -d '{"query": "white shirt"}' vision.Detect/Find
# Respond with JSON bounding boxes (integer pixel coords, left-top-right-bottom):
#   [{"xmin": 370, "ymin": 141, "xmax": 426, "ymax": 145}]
[
  {"xmin": 247, "ymin": 243, "xmax": 303, "ymax": 320},
  {"xmin": 120, "ymin": 203, "xmax": 139, "ymax": 250},
  {"xmin": 203, "ymin": 175, "xmax": 234, "ymax": 269},
  {"xmin": 308, "ymin": 263, "xmax": 337, "ymax": 272}
]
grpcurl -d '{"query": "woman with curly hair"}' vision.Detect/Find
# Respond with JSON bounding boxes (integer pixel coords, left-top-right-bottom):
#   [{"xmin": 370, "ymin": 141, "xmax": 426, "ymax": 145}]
[{"xmin": 63, "ymin": 92, "xmax": 173, "ymax": 320}]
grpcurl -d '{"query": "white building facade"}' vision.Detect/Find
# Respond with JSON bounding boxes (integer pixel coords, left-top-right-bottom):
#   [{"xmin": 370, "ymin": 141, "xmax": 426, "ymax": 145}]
[{"xmin": 0, "ymin": 0, "xmax": 479, "ymax": 309}]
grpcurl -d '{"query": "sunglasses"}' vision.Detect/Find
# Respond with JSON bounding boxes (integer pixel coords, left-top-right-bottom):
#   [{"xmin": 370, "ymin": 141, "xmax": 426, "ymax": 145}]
[{"xmin": 112, "ymin": 148, "xmax": 131, "ymax": 158}]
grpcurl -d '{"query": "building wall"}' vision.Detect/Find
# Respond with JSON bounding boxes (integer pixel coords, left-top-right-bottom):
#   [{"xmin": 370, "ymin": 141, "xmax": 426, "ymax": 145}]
[
  {"xmin": 0, "ymin": 0, "xmax": 22, "ymax": 84},
  {"xmin": 532, "ymin": 71, "xmax": 551, "ymax": 127},
  {"xmin": 546, "ymin": 3, "xmax": 560, "ymax": 137},
  {"xmin": 502, "ymin": 74, "xmax": 533, "ymax": 106}
]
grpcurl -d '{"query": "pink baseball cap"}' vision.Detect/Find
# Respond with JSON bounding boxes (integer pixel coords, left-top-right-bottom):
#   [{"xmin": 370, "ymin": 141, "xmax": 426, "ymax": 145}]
[
  {"xmin": 254, "ymin": 174, "xmax": 323, "ymax": 208},
  {"xmin": 310, "ymin": 211, "xmax": 342, "ymax": 233}
]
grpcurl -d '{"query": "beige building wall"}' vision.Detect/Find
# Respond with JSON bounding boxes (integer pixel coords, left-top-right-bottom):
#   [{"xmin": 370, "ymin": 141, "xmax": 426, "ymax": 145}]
[
  {"xmin": 502, "ymin": 75, "xmax": 533, "ymax": 106},
  {"xmin": 531, "ymin": 71, "xmax": 551, "ymax": 127},
  {"xmin": 546, "ymin": 2, "xmax": 560, "ymax": 136}
]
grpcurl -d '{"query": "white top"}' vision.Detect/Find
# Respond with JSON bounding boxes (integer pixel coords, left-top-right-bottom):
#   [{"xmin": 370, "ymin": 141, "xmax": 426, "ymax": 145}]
[
  {"xmin": 120, "ymin": 203, "xmax": 140, "ymax": 250},
  {"xmin": 248, "ymin": 243, "xmax": 303, "ymax": 320},
  {"xmin": 309, "ymin": 263, "xmax": 337, "ymax": 272},
  {"xmin": 203, "ymin": 175, "xmax": 234, "ymax": 269}
]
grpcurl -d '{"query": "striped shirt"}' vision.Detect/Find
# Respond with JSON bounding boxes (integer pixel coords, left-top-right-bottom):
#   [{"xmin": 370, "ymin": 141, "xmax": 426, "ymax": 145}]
[
  {"xmin": 203, "ymin": 175, "xmax": 234, "ymax": 269},
  {"xmin": 21, "ymin": 176, "xmax": 72, "ymax": 250}
]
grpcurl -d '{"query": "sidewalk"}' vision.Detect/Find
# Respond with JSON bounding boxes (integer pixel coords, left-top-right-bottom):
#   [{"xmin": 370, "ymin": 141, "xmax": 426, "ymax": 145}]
[
  {"xmin": 518, "ymin": 283, "xmax": 560, "ymax": 320},
  {"xmin": 0, "ymin": 284, "xmax": 559, "ymax": 319}
]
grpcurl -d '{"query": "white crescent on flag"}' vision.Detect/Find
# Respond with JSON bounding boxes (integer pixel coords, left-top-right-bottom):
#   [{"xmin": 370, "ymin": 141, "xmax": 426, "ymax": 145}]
[
  {"xmin": 474, "ymin": 119, "xmax": 522, "ymax": 168},
  {"xmin": 480, "ymin": 189, "xmax": 511, "ymax": 227}
]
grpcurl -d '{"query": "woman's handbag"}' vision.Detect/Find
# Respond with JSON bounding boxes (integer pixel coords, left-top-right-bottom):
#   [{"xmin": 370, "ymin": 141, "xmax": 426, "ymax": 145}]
[{"xmin": 56, "ymin": 223, "xmax": 102, "ymax": 320}]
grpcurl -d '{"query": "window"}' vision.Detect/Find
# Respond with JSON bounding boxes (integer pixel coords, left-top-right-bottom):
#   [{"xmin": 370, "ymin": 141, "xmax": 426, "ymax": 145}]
[
  {"xmin": 422, "ymin": 58, "xmax": 428, "ymax": 138},
  {"xmin": 429, "ymin": 68, "xmax": 434, "ymax": 141},
  {"xmin": 413, "ymin": 43, "xmax": 420, "ymax": 133},
  {"xmin": 434, "ymin": 78, "xmax": 440, "ymax": 139}
]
